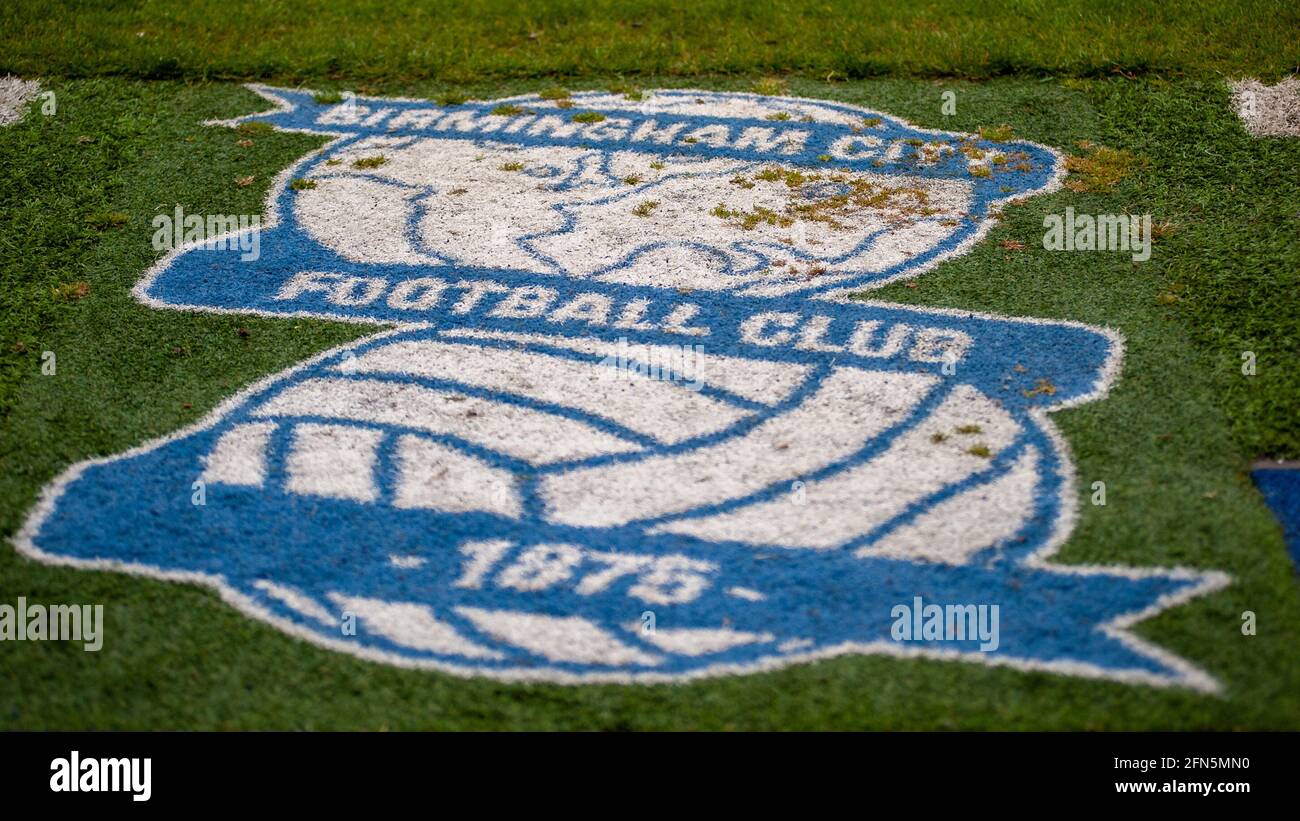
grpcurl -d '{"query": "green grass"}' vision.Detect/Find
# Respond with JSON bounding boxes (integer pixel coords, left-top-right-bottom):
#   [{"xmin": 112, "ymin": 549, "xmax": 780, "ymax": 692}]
[
  {"xmin": 1, "ymin": 77, "xmax": 1298, "ymax": 729},
  {"xmin": 1, "ymin": 1, "xmax": 1297, "ymax": 85}
]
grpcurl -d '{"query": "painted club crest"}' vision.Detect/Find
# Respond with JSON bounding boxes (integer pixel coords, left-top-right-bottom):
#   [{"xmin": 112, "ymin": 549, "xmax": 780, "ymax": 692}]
[{"xmin": 15, "ymin": 87, "xmax": 1227, "ymax": 688}]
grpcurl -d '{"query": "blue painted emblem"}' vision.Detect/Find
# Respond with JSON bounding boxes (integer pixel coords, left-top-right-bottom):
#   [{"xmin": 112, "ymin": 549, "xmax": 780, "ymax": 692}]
[{"xmin": 15, "ymin": 87, "xmax": 1227, "ymax": 688}]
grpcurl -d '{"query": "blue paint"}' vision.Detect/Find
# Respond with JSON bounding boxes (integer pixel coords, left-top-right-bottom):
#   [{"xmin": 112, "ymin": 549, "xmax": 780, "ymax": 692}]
[
  {"xmin": 22, "ymin": 88, "xmax": 1222, "ymax": 683},
  {"xmin": 1253, "ymin": 469, "xmax": 1300, "ymax": 572}
]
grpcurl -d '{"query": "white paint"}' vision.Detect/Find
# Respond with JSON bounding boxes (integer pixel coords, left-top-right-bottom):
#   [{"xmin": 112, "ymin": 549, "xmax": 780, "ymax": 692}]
[
  {"xmin": 329, "ymin": 593, "xmax": 503, "ymax": 659},
  {"xmin": 0, "ymin": 76, "xmax": 39, "ymax": 127},
  {"xmin": 392, "ymin": 433, "xmax": 521, "ymax": 517},
  {"xmin": 1230, "ymin": 77, "xmax": 1300, "ymax": 138},
  {"xmin": 456, "ymin": 607, "xmax": 662, "ymax": 666},
  {"xmin": 349, "ymin": 339, "xmax": 749, "ymax": 444},
  {"xmin": 495, "ymin": 544, "xmax": 583, "ymax": 591},
  {"xmin": 295, "ymin": 175, "xmax": 443, "ymax": 265},
  {"xmin": 253, "ymin": 580, "xmax": 336, "ymax": 625},
  {"xmin": 637, "ymin": 626, "xmax": 775, "ymax": 656},
  {"xmin": 290, "ymin": 128, "xmax": 971, "ymax": 296},
  {"xmin": 651, "ymin": 384, "xmax": 1019, "ymax": 549},
  {"xmin": 542, "ymin": 367, "xmax": 937, "ymax": 527},
  {"xmin": 200, "ymin": 421, "xmax": 276, "ymax": 487},
  {"xmin": 284, "ymin": 422, "xmax": 383, "ymax": 502},
  {"xmin": 864, "ymin": 446, "xmax": 1039, "ymax": 563},
  {"xmin": 438, "ymin": 328, "xmax": 812, "ymax": 405},
  {"xmin": 252, "ymin": 376, "xmax": 640, "ymax": 464}
]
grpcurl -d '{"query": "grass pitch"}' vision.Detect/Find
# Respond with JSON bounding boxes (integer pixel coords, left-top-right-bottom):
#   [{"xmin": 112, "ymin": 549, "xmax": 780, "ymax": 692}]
[{"xmin": 2, "ymin": 0, "xmax": 1297, "ymax": 82}]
